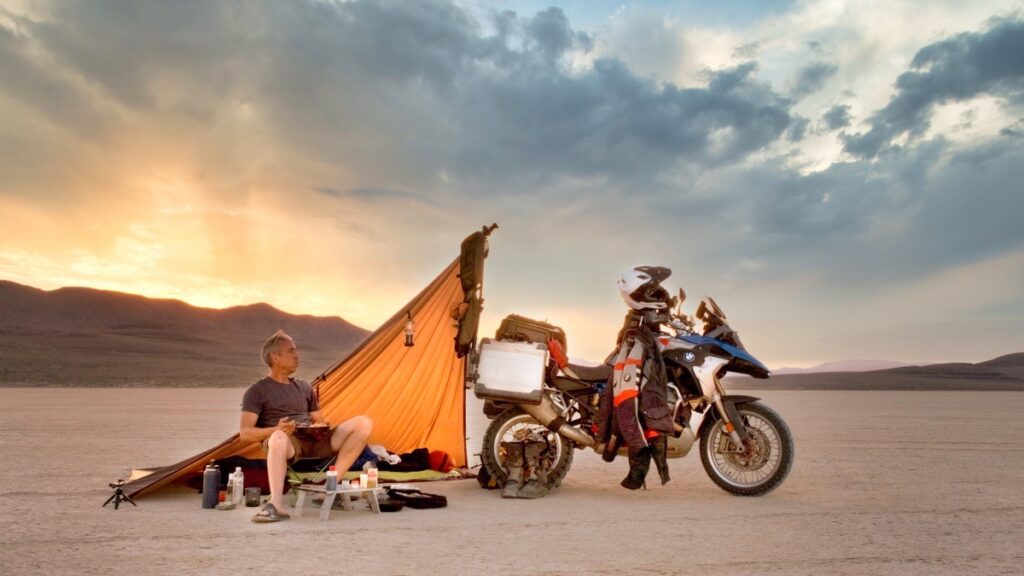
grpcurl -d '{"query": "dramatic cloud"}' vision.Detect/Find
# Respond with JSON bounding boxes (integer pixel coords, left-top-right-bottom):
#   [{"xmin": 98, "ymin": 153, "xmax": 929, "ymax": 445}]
[
  {"xmin": 843, "ymin": 17, "xmax": 1024, "ymax": 157},
  {"xmin": 822, "ymin": 103, "xmax": 852, "ymax": 130},
  {"xmin": 2, "ymin": 0, "xmax": 1023, "ymax": 366},
  {"xmin": 788, "ymin": 61, "xmax": 837, "ymax": 99},
  {"xmin": 2, "ymin": 1, "xmax": 800, "ymax": 193}
]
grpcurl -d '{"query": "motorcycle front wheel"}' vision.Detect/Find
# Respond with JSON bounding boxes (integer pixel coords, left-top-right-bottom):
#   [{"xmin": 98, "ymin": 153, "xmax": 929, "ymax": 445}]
[
  {"xmin": 481, "ymin": 409, "xmax": 574, "ymax": 488},
  {"xmin": 699, "ymin": 401, "xmax": 794, "ymax": 496}
]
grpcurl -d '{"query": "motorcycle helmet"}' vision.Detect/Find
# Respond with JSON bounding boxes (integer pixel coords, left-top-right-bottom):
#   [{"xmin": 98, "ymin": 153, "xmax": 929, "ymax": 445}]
[{"xmin": 617, "ymin": 266, "xmax": 673, "ymax": 310}]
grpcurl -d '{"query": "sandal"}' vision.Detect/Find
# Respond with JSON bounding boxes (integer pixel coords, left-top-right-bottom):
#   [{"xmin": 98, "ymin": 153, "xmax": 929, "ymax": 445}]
[{"xmin": 251, "ymin": 502, "xmax": 291, "ymax": 523}]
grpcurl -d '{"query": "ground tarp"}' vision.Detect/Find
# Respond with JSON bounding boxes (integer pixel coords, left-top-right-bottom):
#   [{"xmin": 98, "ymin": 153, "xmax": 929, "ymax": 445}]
[{"xmin": 123, "ymin": 254, "xmax": 475, "ymax": 498}]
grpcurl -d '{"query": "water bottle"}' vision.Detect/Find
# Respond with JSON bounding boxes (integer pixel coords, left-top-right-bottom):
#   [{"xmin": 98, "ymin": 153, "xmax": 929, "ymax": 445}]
[
  {"xmin": 233, "ymin": 467, "xmax": 244, "ymax": 505},
  {"xmin": 325, "ymin": 466, "xmax": 338, "ymax": 492},
  {"xmin": 366, "ymin": 466, "xmax": 378, "ymax": 488},
  {"xmin": 201, "ymin": 462, "xmax": 220, "ymax": 509}
]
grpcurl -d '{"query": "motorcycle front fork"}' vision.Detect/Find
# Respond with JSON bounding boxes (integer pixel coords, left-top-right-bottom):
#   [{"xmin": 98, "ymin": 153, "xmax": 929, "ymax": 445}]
[{"xmin": 712, "ymin": 395, "xmax": 748, "ymax": 449}]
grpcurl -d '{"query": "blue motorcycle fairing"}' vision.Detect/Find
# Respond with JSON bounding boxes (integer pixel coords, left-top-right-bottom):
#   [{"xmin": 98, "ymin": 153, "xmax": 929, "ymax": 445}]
[{"xmin": 676, "ymin": 334, "xmax": 769, "ymax": 372}]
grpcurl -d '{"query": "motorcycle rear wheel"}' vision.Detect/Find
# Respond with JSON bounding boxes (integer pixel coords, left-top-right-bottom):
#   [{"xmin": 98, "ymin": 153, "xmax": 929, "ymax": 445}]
[
  {"xmin": 481, "ymin": 409, "xmax": 574, "ymax": 488},
  {"xmin": 699, "ymin": 401, "xmax": 794, "ymax": 496}
]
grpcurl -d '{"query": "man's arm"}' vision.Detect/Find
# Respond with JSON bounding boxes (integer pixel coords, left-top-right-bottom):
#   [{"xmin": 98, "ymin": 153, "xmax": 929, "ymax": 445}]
[
  {"xmin": 309, "ymin": 410, "xmax": 328, "ymax": 425},
  {"xmin": 239, "ymin": 411, "xmax": 296, "ymax": 443}
]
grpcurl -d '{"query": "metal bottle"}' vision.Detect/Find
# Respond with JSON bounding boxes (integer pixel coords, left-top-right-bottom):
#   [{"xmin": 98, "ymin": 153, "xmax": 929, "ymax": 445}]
[
  {"xmin": 325, "ymin": 466, "xmax": 338, "ymax": 491},
  {"xmin": 202, "ymin": 461, "xmax": 220, "ymax": 509}
]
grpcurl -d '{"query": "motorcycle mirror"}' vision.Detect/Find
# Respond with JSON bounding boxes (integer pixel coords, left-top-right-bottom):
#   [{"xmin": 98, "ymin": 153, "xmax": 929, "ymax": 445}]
[{"xmin": 674, "ymin": 288, "xmax": 685, "ymax": 316}]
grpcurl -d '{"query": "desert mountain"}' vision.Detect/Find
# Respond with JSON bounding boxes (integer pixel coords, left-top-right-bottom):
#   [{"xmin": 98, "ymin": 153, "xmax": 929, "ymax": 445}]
[
  {"xmin": 0, "ymin": 280, "xmax": 369, "ymax": 386},
  {"xmin": 735, "ymin": 352, "xmax": 1024, "ymax": 391},
  {"xmin": 772, "ymin": 359, "xmax": 919, "ymax": 374},
  {"xmin": 3, "ymin": 279, "xmax": 1021, "ymax": 390}
]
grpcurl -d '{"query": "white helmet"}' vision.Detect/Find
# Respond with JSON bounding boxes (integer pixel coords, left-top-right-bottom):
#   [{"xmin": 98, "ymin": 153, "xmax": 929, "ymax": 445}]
[{"xmin": 617, "ymin": 266, "xmax": 673, "ymax": 310}]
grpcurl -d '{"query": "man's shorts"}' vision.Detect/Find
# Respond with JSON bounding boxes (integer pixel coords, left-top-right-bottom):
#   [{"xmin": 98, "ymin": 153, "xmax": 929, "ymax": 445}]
[{"xmin": 262, "ymin": 429, "xmax": 337, "ymax": 462}]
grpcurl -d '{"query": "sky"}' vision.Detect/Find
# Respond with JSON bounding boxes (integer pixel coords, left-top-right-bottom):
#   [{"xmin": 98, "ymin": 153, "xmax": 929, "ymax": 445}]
[{"xmin": 1, "ymin": 0, "xmax": 1023, "ymax": 369}]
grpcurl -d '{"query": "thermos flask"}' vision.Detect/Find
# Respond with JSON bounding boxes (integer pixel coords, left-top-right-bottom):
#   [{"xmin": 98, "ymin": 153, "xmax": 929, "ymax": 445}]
[{"xmin": 202, "ymin": 462, "xmax": 220, "ymax": 509}]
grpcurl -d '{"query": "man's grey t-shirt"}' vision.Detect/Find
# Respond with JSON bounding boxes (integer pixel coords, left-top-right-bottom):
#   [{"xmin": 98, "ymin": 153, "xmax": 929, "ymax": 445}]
[{"xmin": 241, "ymin": 377, "xmax": 320, "ymax": 428}]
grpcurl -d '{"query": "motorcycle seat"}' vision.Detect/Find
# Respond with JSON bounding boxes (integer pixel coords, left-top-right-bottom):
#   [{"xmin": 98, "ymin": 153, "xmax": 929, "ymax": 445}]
[{"xmin": 566, "ymin": 362, "xmax": 612, "ymax": 382}]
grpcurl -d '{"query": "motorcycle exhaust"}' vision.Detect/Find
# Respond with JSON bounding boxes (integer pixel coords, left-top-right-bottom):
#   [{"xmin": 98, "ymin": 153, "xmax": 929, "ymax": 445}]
[
  {"xmin": 520, "ymin": 395, "xmax": 696, "ymax": 457},
  {"xmin": 594, "ymin": 428, "xmax": 696, "ymax": 458},
  {"xmin": 520, "ymin": 396, "xmax": 596, "ymax": 447}
]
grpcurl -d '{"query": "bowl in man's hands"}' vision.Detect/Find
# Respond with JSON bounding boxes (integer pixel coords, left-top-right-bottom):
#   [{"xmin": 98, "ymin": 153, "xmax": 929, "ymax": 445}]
[{"xmin": 293, "ymin": 423, "xmax": 331, "ymax": 442}]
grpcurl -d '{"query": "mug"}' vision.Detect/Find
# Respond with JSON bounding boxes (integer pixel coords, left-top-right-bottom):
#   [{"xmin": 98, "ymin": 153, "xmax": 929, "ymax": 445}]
[{"xmin": 244, "ymin": 487, "xmax": 261, "ymax": 507}]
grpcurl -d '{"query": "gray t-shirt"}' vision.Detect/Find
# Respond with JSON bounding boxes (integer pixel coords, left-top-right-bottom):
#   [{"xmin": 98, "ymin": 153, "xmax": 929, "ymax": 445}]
[{"xmin": 241, "ymin": 377, "xmax": 320, "ymax": 428}]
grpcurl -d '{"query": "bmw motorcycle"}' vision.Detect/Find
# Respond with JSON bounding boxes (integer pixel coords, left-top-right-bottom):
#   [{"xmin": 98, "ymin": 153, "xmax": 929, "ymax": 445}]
[{"xmin": 473, "ymin": 290, "xmax": 794, "ymax": 496}]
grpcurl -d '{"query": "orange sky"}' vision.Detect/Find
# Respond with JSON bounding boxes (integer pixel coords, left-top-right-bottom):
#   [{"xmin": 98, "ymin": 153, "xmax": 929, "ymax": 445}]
[{"xmin": 3, "ymin": 1, "xmax": 1024, "ymax": 368}]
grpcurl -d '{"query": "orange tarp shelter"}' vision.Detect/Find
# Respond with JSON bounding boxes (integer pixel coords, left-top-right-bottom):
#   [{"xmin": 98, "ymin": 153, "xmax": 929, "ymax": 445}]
[{"xmin": 122, "ymin": 227, "xmax": 492, "ymax": 498}]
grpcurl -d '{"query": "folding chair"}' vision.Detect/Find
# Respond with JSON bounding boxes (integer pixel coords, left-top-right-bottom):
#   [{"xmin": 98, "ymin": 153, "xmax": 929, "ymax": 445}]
[{"xmin": 286, "ymin": 456, "xmax": 336, "ymax": 488}]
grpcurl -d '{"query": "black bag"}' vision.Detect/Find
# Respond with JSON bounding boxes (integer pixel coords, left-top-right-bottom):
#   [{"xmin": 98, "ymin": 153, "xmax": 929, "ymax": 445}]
[
  {"xmin": 495, "ymin": 314, "xmax": 567, "ymax": 352},
  {"xmin": 476, "ymin": 466, "xmax": 499, "ymax": 490},
  {"xmin": 385, "ymin": 487, "xmax": 448, "ymax": 509}
]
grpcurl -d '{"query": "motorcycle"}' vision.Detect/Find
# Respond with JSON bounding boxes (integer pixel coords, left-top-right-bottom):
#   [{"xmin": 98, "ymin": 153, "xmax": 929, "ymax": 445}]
[{"xmin": 471, "ymin": 289, "xmax": 794, "ymax": 496}]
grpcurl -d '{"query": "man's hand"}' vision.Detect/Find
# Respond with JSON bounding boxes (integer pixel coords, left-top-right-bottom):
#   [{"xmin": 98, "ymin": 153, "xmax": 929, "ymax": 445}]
[{"xmin": 276, "ymin": 416, "xmax": 297, "ymax": 435}]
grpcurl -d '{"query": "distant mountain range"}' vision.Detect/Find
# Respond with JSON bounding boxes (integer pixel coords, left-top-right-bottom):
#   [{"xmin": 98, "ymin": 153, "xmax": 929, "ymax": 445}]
[
  {"xmin": 733, "ymin": 353, "xmax": 1024, "ymax": 391},
  {"xmin": 772, "ymin": 359, "xmax": 922, "ymax": 374},
  {"xmin": 2, "ymin": 279, "xmax": 1021, "ymax": 390},
  {"xmin": 0, "ymin": 280, "xmax": 369, "ymax": 386}
]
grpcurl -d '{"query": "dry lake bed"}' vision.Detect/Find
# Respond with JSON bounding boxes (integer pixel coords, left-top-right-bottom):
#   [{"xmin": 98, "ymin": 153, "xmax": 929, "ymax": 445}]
[{"xmin": 1, "ymin": 388, "xmax": 1022, "ymax": 576}]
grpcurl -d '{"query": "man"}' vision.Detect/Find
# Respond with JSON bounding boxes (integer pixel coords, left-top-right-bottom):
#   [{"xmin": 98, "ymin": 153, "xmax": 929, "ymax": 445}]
[{"xmin": 240, "ymin": 330, "xmax": 373, "ymax": 522}]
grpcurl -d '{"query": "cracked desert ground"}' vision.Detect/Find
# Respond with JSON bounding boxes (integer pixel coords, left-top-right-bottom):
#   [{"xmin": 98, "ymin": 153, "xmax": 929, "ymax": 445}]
[{"xmin": 2, "ymin": 388, "xmax": 1021, "ymax": 576}]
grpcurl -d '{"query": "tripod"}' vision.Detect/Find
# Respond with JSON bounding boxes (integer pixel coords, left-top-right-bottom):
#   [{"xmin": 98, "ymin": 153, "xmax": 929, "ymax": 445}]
[{"xmin": 103, "ymin": 480, "xmax": 137, "ymax": 510}]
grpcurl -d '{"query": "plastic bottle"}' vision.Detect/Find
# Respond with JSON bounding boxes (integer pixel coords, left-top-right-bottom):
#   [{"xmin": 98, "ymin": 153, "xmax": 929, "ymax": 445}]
[
  {"xmin": 202, "ymin": 462, "xmax": 220, "ymax": 509},
  {"xmin": 325, "ymin": 466, "xmax": 338, "ymax": 492},
  {"xmin": 233, "ymin": 467, "xmax": 244, "ymax": 505},
  {"xmin": 367, "ymin": 466, "xmax": 378, "ymax": 488}
]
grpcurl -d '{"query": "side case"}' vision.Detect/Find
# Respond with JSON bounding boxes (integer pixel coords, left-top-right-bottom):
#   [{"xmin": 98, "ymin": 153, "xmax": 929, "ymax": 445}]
[{"xmin": 473, "ymin": 338, "xmax": 548, "ymax": 405}]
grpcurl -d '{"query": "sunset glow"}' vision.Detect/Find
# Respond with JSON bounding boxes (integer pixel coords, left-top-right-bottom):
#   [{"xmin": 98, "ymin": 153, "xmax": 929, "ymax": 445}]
[{"xmin": 2, "ymin": 0, "xmax": 1023, "ymax": 367}]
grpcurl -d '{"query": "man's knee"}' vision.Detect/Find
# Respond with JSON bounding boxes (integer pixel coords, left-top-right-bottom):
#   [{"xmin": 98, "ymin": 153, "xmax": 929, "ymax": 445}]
[
  {"xmin": 355, "ymin": 415, "xmax": 373, "ymax": 436},
  {"xmin": 340, "ymin": 415, "xmax": 372, "ymax": 438},
  {"xmin": 267, "ymin": 430, "xmax": 291, "ymax": 455}
]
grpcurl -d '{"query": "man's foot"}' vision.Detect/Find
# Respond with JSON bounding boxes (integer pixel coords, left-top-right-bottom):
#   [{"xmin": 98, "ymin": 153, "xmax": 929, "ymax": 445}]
[{"xmin": 251, "ymin": 502, "xmax": 291, "ymax": 523}]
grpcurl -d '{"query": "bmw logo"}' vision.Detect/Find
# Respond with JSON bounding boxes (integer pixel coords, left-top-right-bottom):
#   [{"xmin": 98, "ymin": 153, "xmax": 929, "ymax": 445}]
[{"xmin": 684, "ymin": 351, "xmax": 696, "ymax": 363}]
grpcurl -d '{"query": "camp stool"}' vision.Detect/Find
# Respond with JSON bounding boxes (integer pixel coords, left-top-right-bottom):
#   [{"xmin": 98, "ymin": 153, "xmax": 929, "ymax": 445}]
[{"xmin": 293, "ymin": 484, "xmax": 382, "ymax": 520}]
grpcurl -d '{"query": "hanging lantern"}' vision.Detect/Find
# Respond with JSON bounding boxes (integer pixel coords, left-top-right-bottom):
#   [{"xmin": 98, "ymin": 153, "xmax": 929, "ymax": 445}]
[{"xmin": 404, "ymin": 311, "xmax": 415, "ymax": 347}]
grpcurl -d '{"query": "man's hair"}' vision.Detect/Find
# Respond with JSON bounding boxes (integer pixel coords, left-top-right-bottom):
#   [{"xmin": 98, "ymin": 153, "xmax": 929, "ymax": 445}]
[{"xmin": 261, "ymin": 330, "xmax": 293, "ymax": 367}]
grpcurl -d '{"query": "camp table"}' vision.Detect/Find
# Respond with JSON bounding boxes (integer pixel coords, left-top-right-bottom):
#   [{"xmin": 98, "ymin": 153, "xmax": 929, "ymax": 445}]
[{"xmin": 292, "ymin": 484, "xmax": 381, "ymax": 520}]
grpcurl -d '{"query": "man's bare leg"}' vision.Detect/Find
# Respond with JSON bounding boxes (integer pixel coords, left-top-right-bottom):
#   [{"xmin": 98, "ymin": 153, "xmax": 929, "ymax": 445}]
[
  {"xmin": 266, "ymin": 430, "xmax": 295, "ymax": 513},
  {"xmin": 330, "ymin": 416, "xmax": 373, "ymax": 475}
]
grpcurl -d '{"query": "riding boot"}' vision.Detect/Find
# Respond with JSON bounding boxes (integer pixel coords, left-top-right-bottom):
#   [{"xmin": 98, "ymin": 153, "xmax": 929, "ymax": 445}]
[
  {"xmin": 501, "ymin": 441, "xmax": 526, "ymax": 499},
  {"xmin": 650, "ymin": 435, "xmax": 670, "ymax": 485},
  {"xmin": 517, "ymin": 441, "xmax": 550, "ymax": 499},
  {"xmin": 601, "ymin": 436, "xmax": 620, "ymax": 463},
  {"xmin": 620, "ymin": 446, "xmax": 651, "ymax": 490}
]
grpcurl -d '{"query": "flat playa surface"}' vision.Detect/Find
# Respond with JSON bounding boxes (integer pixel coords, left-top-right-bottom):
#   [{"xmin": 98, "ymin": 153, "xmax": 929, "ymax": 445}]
[{"xmin": 2, "ymin": 389, "xmax": 1022, "ymax": 576}]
